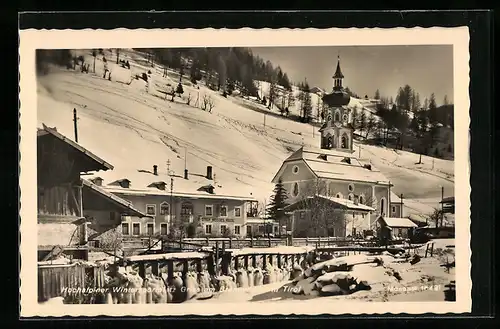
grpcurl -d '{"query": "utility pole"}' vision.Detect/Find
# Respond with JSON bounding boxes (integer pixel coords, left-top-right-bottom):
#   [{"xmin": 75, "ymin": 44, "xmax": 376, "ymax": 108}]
[
  {"xmin": 73, "ymin": 108, "xmax": 79, "ymax": 143},
  {"xmin": 400, "ymin": 193, "xmax": 404, "ymax": 218},
  {"xmin": 441, "ymin": 186, "xmax": 444, "ymax": 227},
  {"xmin": 170, "ymin": 177, "xmax": 174, "ymax": 234}
]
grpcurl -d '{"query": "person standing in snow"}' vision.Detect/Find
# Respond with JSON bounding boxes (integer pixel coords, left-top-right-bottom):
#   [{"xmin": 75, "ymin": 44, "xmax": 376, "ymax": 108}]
[{"xmin": 103, "ymin": 56, "xmax": 111, "ymax": 80}]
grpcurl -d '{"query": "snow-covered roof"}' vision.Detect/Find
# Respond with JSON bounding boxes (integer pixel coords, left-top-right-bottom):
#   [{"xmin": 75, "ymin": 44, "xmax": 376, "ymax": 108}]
[
  {"xmin": 81, "ymin": 178, "xmax": 148, "ymax": 217},
  {"xmin": 285, "ymin": 194, "xmax": 375, "ymax": 212},
  {"xmin": 38, "ymin": 124, "xmax": 114, "ymax": 172},
  {"xmin": 380, "ymin": 217, "xmax": 418, "ymax": 228},
  {"xmin": 126, "ymin": 252, "xmax": 210, "ymax": 262},
  {"xmin": 231, "ymin": 246, "xmax": 313, "ymax": 256},
  {"xmin": 390, "ymin": 191, "xmax": 403, "ymax": 203},
  {"xmin": 274, "ymin": 146, "xmax": 392, "ymax": 186},
  {"xmin": 88, "ymin": 167, "xmax": 257, "ymax": 201}
]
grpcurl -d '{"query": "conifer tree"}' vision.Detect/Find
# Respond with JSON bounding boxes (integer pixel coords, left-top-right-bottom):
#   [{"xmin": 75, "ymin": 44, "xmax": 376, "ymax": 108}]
[{"xmin": 267, "ymin": 179, "xmax": 289, "ymax": 236}]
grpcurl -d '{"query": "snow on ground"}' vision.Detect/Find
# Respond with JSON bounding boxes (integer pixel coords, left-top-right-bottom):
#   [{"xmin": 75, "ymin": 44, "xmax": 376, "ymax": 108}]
[
  {"xmin": 187, "ymin": 239, "xmax": 455, "ymax": 303},
  {"xmin": 37, "ymin": 49, "xmax": 453, "ymax": 213}
]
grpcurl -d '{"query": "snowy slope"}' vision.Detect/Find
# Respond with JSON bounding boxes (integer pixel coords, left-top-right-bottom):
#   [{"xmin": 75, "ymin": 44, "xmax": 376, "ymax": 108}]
[{"xmin": 36, "ymin": 49, "xmax": 453, "ymax": 216}]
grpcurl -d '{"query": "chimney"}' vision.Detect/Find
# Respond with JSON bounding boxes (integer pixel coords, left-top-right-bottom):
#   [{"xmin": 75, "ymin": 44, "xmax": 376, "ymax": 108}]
[
  {"xmin": 184, "ymin": 169, "xmax": 189, "ymax": 180},
  {"xmin": 153, "ymin": 165, "xmax": 158, "ymax": 176},
  {"xmin": 206, "ymin": 166, "xmax": 213, "ymax": 180}
]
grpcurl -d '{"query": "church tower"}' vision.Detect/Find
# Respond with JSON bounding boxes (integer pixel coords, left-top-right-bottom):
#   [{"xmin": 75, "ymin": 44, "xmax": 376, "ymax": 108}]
[{"xmin": 319, "ymin": 56, "xmax": 355, "ymax": 153}]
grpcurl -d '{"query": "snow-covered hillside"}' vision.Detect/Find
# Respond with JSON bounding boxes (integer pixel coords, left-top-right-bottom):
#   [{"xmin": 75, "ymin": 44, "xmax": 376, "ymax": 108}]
[
  {"xmin": 256, "ymin": 80, "xmax": 381, "ymax": 124},
  {"xmin": 36, "ymin": 49, "xmax": 454, "ymax": 216}
]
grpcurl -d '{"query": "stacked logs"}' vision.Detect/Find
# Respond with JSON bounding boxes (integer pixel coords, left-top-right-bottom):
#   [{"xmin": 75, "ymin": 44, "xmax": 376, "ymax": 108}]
[{"xmin": 288, "ymin": 255, "xmax": 375, "ymax": 297}]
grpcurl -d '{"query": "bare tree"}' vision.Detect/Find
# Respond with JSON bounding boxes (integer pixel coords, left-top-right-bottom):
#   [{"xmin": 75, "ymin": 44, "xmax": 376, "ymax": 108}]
[
  {"xmin": 202, "ymin": 94, "xmax": 215, "ymax": 113},
  {"xmin": 293, "ymin": 179, "xmax": 346, "ymax": 238}
]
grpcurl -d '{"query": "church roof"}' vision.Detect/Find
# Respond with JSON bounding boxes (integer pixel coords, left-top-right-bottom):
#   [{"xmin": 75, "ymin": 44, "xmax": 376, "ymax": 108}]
[
  {"xmin": 333, "ymin": 60, "xmax": 344, "ymax": 79},
  {"xmin": 273, "ymin": 146, "xmax": 392, "ymax": 186}
]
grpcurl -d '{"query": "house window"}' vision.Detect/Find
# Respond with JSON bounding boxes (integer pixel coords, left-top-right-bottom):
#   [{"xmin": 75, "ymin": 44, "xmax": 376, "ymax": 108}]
[
  {"xmin": 352, "ymin": 228, "xmax": 357, "ymax": 236},
  {"xmin": 234, "ymin": 225, "xmax": 240, "ymax": 235},
  {"xmin": 160, "ymin": 202, "xmax": 170, "ymax": 216},
  {"xmin": 292, "ymin": 182, "xmax": 299, "ymax": 197},
  {"xmin": 205, "ymin": 224, "xmax": 212, "ymax": 234},
  {"xmin": 274, "ymin": 226, "xmax": 278, "ymax": 233},
  {"xmin": 147, "ymin": 223, "xmax": 154, "ymax": 236},
  {"xmin": 234, "ymin": 207, "xmax": 242, "ymax": 217},
  {"xmin": 146, "ymin": 204, "xmax": 156, "ymax": 216},
  {"xmin": 258, "ymin": 225, "xmax": 264, "ymax": 233},
  {"xmin": 247, "ymin": 225, "xmax": 252, "ymax": 235},
  {"xmin": 121, "ymin": 223, "xmax": 129, "ymax": 235},
  {"xmin": 220, "ymin": 205, "xmax": 228, "ymax": 217},
  {"xmin": 205, "ymin": 205, "xmax": 213, "ymax": 216},
  {"xmin": 292, "ymin": 165, "xmax": 300, "ymax": 174},
  {"xmin": 181, "ymin": 202, "xmax": 193, "ymax": 216},
  {"xmin": 132, "ymin": 223, "xmax": 140, "ymax": 236},
  {"xmin": 392, "ymin": 206, "xmax": 396, "ymax": 213},
  {"xmin": 299, "ymin": 211, "xmax": 305, "ymax": 219},
  {"xmin": 160, "ymin": 223, "xmax": 168, "ymax": 235},
  {"xmin": 220, "ymin": 225, "xmax": 227, "ymax": 235},
  {"xmin": 348, "ymin": 183, "xmax": 355, "ymax": 192}
]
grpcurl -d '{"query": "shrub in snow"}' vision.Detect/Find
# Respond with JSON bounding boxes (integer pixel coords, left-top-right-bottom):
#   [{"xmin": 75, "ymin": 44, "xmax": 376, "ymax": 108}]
[{"xmin": 176, "ymin": 83, "xmax": 184, "ymax": 95}]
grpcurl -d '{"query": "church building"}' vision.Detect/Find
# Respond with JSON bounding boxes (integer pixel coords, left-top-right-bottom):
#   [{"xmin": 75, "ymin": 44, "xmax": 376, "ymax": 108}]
[{"xmin": 272, "ymin": 57, "xmax": 395, "ymax": 238}]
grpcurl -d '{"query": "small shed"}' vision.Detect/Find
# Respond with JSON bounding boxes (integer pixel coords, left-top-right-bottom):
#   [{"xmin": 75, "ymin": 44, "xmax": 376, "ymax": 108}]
[{"xmin": 377, "ymin": 216, "xmax": 418, "ymax": 241}]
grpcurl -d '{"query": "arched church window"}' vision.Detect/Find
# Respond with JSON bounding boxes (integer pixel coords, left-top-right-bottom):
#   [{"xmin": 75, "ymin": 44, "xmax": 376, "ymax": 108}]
[
  {"xmin": 348, "ymin": 193, "xmax": 354, "ymax": 201},
  {"xmin": 380, "ymin": 198, "xmax": 386, "ymax": 216},
  {"xmin": 327, "ymin": 136, "xmax": 334, "ymax": 149},
  {"xmin": 292, "ymin": 182, "xmax": 299, "ymax": 197},
  {"xmin": 359, "ymin": 194, "xmax": 365, "ymax": 204},
  {"xmin": 292, "ymin": 165, "xmax": 300, "ymax": 174},
  {"xmin": 336, "ymin": 192, "xmax": 343, "ymax": 199},
  {"xmin": 334, "ymin": 112, "xmax": 340, "ymax": 122}
]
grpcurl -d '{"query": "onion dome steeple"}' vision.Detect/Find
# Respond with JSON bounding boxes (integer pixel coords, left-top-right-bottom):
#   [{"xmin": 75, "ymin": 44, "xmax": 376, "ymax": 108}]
[{"xmin": 322, "ymin": 55, "xmax": 350, "ymax": 107}]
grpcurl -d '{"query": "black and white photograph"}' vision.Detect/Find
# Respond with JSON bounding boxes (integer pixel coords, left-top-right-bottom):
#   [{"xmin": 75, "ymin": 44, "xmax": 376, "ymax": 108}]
[{"xmin": 19, "ymin": 27, "xmax": 471, "ymax": 316}]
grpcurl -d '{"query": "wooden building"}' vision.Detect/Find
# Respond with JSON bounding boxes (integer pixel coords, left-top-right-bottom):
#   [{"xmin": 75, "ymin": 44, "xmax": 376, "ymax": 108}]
[
  {"xmin": 37, "ymin": 124, "xmax": 147, "ymax": 261},
  {"xmin": 375, "ymin": 216, "xmax": 418, "ymax": 243}
]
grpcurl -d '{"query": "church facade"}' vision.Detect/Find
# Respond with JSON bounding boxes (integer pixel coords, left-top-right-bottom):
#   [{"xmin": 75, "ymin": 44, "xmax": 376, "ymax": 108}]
[{"xmin": 272, "ymin": 57, "xmax": 396, "ymax": 238}]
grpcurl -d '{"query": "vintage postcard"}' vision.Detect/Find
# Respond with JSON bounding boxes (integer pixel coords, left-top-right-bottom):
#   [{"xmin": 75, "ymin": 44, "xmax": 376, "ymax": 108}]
[{"xmin": 19, "ymin": 27, "xmax": 471, "ymax": 317}]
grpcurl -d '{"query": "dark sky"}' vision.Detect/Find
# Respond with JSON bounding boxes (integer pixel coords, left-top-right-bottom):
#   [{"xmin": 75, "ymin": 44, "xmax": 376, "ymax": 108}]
[{"xmin": 251, "ymin": 45, "xmax": 454, "ymax": 105}]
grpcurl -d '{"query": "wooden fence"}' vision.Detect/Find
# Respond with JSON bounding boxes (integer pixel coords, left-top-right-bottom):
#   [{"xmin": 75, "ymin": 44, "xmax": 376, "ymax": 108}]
[{"xmin": 38, "ymin": 263, "xmax": 106, "ymax": 302}]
